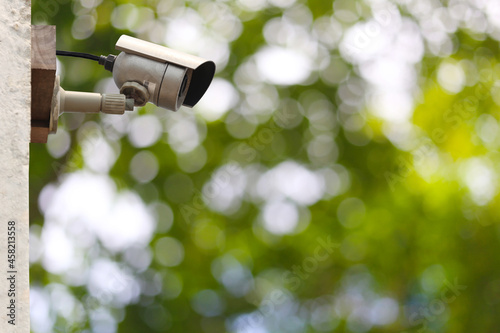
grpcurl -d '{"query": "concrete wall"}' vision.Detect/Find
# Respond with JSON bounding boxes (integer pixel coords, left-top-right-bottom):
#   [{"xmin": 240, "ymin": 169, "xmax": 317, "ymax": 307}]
[{"xmin": 0, "ymin": 1, "xmax": 31, "ymax": 332}]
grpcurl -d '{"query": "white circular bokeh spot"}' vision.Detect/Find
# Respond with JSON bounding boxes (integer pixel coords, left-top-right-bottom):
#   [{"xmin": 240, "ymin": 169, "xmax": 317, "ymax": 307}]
[
  {"xmin": 262, "ymin": 200, "xmax": 299, "ymax": 235},
  {"xmin": 129, "ymin": 150, "xmax": 159, "ymax": 183},
  {"xmin": 128, "ymin": 115, "xmax": 163, "ymax": 148},
  {"xmin": 196, "ymin": 78, "xmax": 239, "ymax": 122},
  {"xmin": 255, "ymin": 46, "xmax": 312, "ymax": 85}
]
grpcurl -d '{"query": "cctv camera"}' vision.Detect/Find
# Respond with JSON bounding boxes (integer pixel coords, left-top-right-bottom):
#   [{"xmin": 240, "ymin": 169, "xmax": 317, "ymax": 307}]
[
  {"xmin": 49, "ymin": 35, "xmax": 215, "ymax": 137},
  {"xmin": 111, "ymin": 35, "xmax": 216, "ymax": 112}
]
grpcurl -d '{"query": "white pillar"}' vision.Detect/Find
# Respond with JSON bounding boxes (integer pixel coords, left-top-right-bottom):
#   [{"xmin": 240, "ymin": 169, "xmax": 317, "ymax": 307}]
[{"xmin": 0, "ymin": 1, "xmax": 31, "ymax": 332}]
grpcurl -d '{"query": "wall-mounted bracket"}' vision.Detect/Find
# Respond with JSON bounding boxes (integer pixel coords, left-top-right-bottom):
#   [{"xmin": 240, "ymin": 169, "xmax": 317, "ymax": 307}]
[{"xmin": 31, "ymin": 25, "xmax": 56, "ymax": 143}]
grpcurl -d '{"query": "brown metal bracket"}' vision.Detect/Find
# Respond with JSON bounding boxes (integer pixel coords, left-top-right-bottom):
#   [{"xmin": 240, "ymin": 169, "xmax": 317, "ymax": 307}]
[{"xmin": 31, "ymin": 25, "xmax": 56, "ymax": 143}]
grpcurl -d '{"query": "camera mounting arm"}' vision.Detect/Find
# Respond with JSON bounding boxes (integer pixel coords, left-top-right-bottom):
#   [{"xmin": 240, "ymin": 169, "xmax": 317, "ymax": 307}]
[{"xmin": 49, "ymin": 76, "xmax": 134, "ymax": 133}]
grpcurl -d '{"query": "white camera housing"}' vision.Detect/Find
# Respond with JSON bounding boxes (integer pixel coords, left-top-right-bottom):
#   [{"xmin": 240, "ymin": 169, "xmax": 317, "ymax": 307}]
[{"xmin": 112, "ymin": 35, "xmax": 216, "ymax": 111}]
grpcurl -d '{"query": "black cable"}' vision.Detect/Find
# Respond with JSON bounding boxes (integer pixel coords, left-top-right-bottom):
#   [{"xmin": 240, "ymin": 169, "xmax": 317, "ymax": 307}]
[
  {"xmin": 56, "ymin": 50, "xmax": 117, "ymax": 72},
  {"xmin": 56, "ymin": 50, "xmax": 100, "ymax": 62}
]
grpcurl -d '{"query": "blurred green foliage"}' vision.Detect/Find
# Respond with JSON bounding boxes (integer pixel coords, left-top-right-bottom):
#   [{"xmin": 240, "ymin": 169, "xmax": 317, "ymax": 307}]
[{"xmin": 30, "ymin": 0, "xmax": 500, "ymax": 332}]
